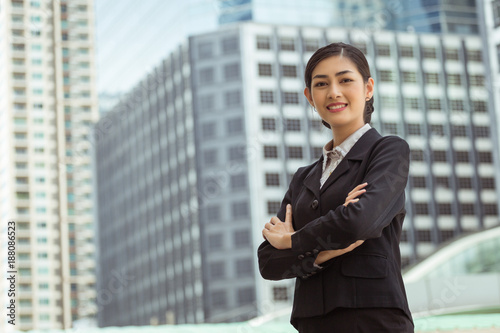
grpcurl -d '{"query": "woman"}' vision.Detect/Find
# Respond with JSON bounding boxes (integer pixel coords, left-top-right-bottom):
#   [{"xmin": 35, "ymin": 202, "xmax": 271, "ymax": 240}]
[{"xmin": 257, "ymin": 43, "xmax": 414, "ymax": 332}]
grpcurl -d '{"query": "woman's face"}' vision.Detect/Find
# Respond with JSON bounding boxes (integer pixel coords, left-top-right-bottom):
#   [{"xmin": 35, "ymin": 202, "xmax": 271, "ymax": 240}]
[{"xmin": 304, "ymin": 55, "xmax": 374, "ymax": 131}]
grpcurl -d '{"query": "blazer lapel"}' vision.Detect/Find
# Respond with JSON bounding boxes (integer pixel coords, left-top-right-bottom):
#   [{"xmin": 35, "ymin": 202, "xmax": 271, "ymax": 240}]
[
  {"xmin": 303, "ymin": 158, "xmax": 322, "ymax": 200},
  {"xmin": 320, "ymin": 128, "xmax": 382, "ymax": 194}
]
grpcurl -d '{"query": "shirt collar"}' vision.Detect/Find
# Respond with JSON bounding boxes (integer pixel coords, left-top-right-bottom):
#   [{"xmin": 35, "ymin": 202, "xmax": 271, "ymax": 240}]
[{"xmin": 322, "ymin": 123, "xmax": 372, "ymax": 170}]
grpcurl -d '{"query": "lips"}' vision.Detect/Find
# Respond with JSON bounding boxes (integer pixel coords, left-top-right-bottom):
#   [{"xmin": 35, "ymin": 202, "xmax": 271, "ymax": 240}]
[{"xmin": 327, "ymin": 103, "xmax": 348, "ymax": 112}]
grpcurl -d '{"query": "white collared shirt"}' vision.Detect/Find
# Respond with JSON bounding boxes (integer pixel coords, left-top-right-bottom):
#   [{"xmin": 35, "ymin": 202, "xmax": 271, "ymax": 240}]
[{"xmin": 320, "ymin": 123, "xmax": 372, "ymax": 188}]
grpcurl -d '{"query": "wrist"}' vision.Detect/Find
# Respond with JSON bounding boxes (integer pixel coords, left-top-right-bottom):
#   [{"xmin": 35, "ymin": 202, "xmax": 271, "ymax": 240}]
[{"xmin": 283, "ymin": 233, "xmax": 293, "ymax": 249}]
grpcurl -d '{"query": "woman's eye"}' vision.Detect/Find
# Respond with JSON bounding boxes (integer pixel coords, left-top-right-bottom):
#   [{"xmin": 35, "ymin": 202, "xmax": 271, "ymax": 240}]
[
  {"xmin": 341, "ymin": 78, "xmax": 352, "ymax": 83},
  {"xmin": 314, "ymin": 82, "xmax": 327, "ymax": 87}
]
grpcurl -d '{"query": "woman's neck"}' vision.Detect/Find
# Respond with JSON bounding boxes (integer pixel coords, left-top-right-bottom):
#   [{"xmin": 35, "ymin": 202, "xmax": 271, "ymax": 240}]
[{"xmin": 331, "ymin": 122, "xmax": 365, "ymax": 148}]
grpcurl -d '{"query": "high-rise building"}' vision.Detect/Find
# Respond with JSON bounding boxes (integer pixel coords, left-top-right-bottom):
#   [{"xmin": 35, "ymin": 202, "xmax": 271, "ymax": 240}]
[
  {"xmin": 0, "ymin": 0, "xmax": 99, "ymax": 330},
  {"xmin": 95, "ymin": 21, "xmax": 500, "ymax": 325}
]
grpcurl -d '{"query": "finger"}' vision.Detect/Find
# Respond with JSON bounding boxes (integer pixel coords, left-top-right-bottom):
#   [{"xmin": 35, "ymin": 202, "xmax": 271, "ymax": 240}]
[
  {"xmin": 347, "ymin": 189, "xmax": 367, "ymax": 200},
  {"xmin": 285, "ymin": 204, "xmax": 292, "ymax": 224},
  {"xmin": 348, "ymin": 182, "xmax": 368, "ymax": 195},
  {"xmin": 343, "ymin": 198, "xmax": 359, "ymax": 207}
]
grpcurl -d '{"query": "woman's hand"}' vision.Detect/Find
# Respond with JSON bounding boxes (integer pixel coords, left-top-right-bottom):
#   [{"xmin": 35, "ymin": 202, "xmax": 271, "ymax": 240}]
[
  {"xmin": 314, "ymin": 183, "xmax": 368, "ymax": 265},
  {"xmin": 262, "ymin": 204, "xmax": 295, "ymax": 250},
  {"xmin": 314, "ymin": 240, "xmax": 365, "ymax": 265},
  {"xmin": 343, "ymin": 182, "xmax": 368, "ymax": 207}
]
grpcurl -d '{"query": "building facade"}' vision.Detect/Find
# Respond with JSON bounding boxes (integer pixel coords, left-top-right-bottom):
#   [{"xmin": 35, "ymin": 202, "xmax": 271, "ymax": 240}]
[
  {"xmin": 95, "ymin": 21, "xmax": 500, "ymax": 325},
  {"xmin": 0, "ymin": 0, "xmax": 99, "ymax": 330}
]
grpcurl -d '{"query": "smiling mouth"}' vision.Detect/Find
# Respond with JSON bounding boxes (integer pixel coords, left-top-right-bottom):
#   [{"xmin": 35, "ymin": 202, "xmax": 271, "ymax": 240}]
[{"xmin": 327, "ymin": 104, "xmax": 347, "ymax": 111}]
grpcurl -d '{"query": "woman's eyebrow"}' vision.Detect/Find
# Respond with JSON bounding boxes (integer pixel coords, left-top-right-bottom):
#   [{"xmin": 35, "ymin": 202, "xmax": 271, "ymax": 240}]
[{"xmin": 312, "ymin": 70, "xmax": 354, "ymax": 80}]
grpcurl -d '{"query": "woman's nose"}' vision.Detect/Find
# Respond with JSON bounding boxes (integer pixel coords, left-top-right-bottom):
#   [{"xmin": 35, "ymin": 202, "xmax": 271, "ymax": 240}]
[{"xmin": 327, "ymin": 83, "xmax": 341, "ymax": 99}]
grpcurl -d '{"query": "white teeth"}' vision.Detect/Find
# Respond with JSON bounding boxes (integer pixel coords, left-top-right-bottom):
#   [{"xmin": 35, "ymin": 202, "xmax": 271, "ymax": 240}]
[{"xmin": 328, "ymin": 104, "xmax": 347, "ymax": 110}]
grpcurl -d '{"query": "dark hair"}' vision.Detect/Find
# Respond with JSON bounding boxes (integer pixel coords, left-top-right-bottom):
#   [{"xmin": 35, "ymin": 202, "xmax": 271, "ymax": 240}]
[{"xmin": 304, "ymin": 42, "xmax": 374, "ymax": 128}]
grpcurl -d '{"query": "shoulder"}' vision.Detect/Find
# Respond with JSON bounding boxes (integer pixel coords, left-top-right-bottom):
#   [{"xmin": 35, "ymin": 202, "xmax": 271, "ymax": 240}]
[
  {"xmin": 290, "ymin": 158, "xmax": 321, "ymax": 183},
  {"xmin": 368, "ymin": 135, "xmax": 410, "ymax": 162}
]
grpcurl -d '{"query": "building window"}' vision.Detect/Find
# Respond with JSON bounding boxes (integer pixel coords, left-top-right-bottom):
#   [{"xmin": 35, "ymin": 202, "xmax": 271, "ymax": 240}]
[
  {"xmin": 281, "ymin": 65, "xmax": 297, "ymax": 78},
  {"xmin": 230, "ymin": 173, "xmax": 247, "ymax": 190},
  {"xmin": 235, "ymin": 258, "xmax": 253, "ymax": 277},
  {"xmin": 224, "ymin": 63, "xmax": 240, "ymax": 81},
  {"xmin": 428, "ymin": 99, "xmax": 442, "ymax": 111},
  {"xmin": 432, "ymin": 150, "xmax": 447, "ymax": 162},
  {"xmin": 485, "ymin": 204, "xmax": 498, "ymax": 215},
  {"xmin": 430, "ymin": 124, "xmax": 444, "ymax": 135},
  {"xmin": 256, "ymin": 35, "xmax": 271, "ymax": 50},
  {"xmin": 232, "ymin": 201, "xmax": 248, "ymax": 218},
  {"xmin": 424, "ymin": 72, "xmax": 440, "ymax": 85},
  {"xmin": 209, "ymin": 261, "xmax": 225, "ymax": 279},
  {"xmin": 222, "ymin": 36, "xmax": 239, "ymax": 54},
  {"xmin": 287, "ymin": 146, "xmax": 303, "ymax": 159},
  {"xmin": 198, "ymin": 41, "xmax": 213, "ymax": 59},
  {"xmin": 423, "ymin": 47, "xmax": 437, "ymax": 59},
  {"xmin": 258, "ymin": 63, "xmax": 272, "ymax": 76},
  {"xmin": 273, "ymin": 286, "xmax": 289, "ymax": 301},
  {"xmin": 379, "ymin": 70, "xmax": 394, "ymax": 82},
  {"xmin": 438, "ymin": 203, "xmax": 452, "ymax": 215},
  {"xmin": 226, "ymin": 117, "xmax": 243, "ymax": 135},
  {"xmin": 461, "ymin": 203, "xmax": 475, "ymax": 215},
  {"xmin": 280, "ymin": 37, "xmax": 295, "ymax": 51},
  {"xmin": 481, "ymin": 177, "xmax": 496, "ymax": 189},
  {"xmin": 206, "ymin": 205, "xmax": 221, "ymax": 223},
  {"xmin": 208, "ymin": 233, "xmax": 223, "ymax": 251},
  {"xmin": 452, "ymin": 125, "xmax": 466, "ymax": 137},
  {"xmin": 310, "ymin": 119, "xmax": 323, "ymax": 131},
  {"xmin": 407, "ymin": 123, "xmax": 421, "ymax": 136},
  {"xmin": 261, "ymin": 118, "xmax": 276, "ymax": 131},
  {"xmin": 263, "ymin": 145, "xmax": 278, "ymax": 158},
  {"xmin": 376, "ymin": 44, "xmax": 391, "ymax": 57},
  {"xmin": 445, "ymin": 48, "xmax": 459, "ymax": 60},
  {"xmin": 233, "ymin": 230, "xmax": 250, "ymax": 247},
  {"xmin": 237, "ymin": 287, "xmax": 255, "ymax": 306},
  {"xmin": 400, "ymin": 45, "xmax": 414, "ymax": 58},
  {"xmin": 211, "ymin": 290, "xmax": 227, "ymax": 308},
  {"xmin": 283, "ymin": 92, "xmax": 299, "ymax": 104},
  {"xmin": 267, "ymin": 201, "xmax": 281, "ymax": 215},
  {"xmin": 458, "ymin": 177, "xmax": 472, "ymax": 189},
  {"xmin": 405, "ymin": 97, "xmax": 420, "ymax": 110},
  {"xmin": 435, "ymin": 176, "xmax": 450, "ymax": 188},
  {"xmin": 467, "ymin": 50, "xmax": 482, "ymax": 62},
  {"xmin": 352, "ymin": 42, "xmax": 367, "ymax": 54},
  {"xmin": 402, "ymin": 71, "xmax": 417, "ymax": 83},
  {"xmin": 265, "ymin": 173, "xmax": 280, "ymax": 186},
  {"xmin": 455, "ymin": 151, "xmax": 470, "ymax": 163},
  {"xmin": 417, "ymin": 229, "xmax": 432, "ymax": 242},
  {"xmin": 470, "ymin": 75, "xmax": 485, "ymax": 87},
  {"xmin": 447, "ymin": 74, "xmax": 461, "ymax": 86},
  {"xmin": 411, "ymin": 149, "xmax": 424, "ymax": 161},
  {"xmin": 199, "ymin": 67, "xmax": 214, "ymax": 84},
  {"xmin": 260, "ymin": 90, "xmax": 274, "ymax": 104},
  {"xmin": 304, "ymin": 39, "xmax": 320, "ymax": 52},
  {"xmin": 381, "ymin": 96, "xmax": 397, "ymax": 109},
  {"xmin": 474, "ymin": 126, "xmax": 490, "ymax": 138},
  {"xmin": 225, "ymin": 90, "xmax": 241, "ymax": 107},
  {"xmin": 450, "ymin": 99, "xmax": 464, "ymax": 111},
  {"xmin": 412, "ymin": 176, "xmax": 426, "ymax": 188},
  {"xmin": 286, "ymin": 119, "xmax": 301, "ymax": 131},
  {"xmin": 478, "ymin": 151, "xmax": 493, "ymax": 163},
  {"xmin": 472, "ymin": 100, "xmax": 487, "ymax": 113},
  {"xmin": 202, "ymin": 122, "xmax": 216, "ymax": 139},
  {"xmin": 228, "ymin": 145, "xmax": 245, "ymax": 161},
  {"xmin": 311, "ymin": 146, "xmax": 322, "ymax": 159},
  {"xmin": 383, "ymin": 122, "xmax": 398, "ymax": 135}
]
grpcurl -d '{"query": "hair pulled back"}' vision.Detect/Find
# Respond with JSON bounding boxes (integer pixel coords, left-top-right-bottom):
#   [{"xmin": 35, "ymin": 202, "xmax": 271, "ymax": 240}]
[{"xmin": 304, "ymin": 42, "xmax": 374, "ymax": 128}]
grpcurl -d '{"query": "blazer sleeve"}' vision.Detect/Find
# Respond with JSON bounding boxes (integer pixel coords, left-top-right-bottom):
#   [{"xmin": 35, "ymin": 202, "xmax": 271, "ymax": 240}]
[
  {"xmin": 257, "ymin": 171, "xmax": 325, "ymax": 281},
  {"xmin": 290, "ymin": 136, "xmax": 410, "ymax": 254}
]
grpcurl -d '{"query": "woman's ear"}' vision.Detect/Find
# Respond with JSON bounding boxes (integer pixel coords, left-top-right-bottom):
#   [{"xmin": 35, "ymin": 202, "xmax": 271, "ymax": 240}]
[
  {"xmin": 304, "ymin": 87, "xmax": 314, "ymax": 107},
  {"xmin": 365, "ymin": 77, "xmax": 374, "ymax": 99}
]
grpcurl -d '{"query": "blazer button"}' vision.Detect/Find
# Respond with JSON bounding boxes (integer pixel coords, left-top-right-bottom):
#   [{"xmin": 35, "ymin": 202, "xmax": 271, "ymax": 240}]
[
  {"xmin": 313, "ymin": 249, "xmax": 319, "ymax": 255},
  {"xmin": 298, "ymin": 254, "xmax": 305, "ymax": 260},
  {"xmin": 305, "ymin": 251, "xmax": 312, "ymax": 256},
  {"xmin": 311, "ymin": 199, "xmax": 319, "ymax": 209}
]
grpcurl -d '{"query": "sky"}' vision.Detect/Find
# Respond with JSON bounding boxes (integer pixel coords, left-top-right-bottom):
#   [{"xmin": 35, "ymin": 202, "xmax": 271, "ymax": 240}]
[{"xmin": 94, "ymin": 0, "xmax": 219, "ymax": 96}]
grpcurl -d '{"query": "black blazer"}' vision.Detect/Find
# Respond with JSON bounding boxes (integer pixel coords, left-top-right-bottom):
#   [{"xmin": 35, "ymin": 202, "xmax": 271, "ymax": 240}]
[{"xmin": 257, "ymin": 128, "xmax": 413, "ymax": 328}]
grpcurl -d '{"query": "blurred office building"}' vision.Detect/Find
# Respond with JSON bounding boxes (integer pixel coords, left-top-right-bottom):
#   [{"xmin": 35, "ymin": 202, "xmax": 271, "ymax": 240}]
[
  {"xmin": 95, "ymin": 21, "xmax": 500, "ymax": 326},
  {"xmin": 0, "ymin": 0, "xmax": 99, "ymax": 330}
]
